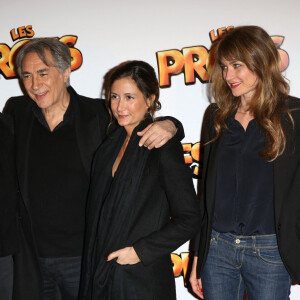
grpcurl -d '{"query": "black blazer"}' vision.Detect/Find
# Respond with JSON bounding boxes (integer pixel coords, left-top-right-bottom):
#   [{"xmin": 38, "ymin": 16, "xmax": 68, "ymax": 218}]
[
  {"xmin": 0, "ymin": 113, "xmax": 18, "ymax": 257},
  {"xmin": 3, "ymin": 86, "xmax": 109, "ymax": 300},
  {"xmin": 82, "ymin": 137, "xmax": 201, "ymax": 300},
  {"xmin": 196, "ymin": 96, "xmax": 300, "ymax": 284}
]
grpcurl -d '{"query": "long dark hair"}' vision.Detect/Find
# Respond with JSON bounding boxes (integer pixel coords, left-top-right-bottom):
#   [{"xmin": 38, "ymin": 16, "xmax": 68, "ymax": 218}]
[{"xmin": 104, "ymin": 60, "xmax": 161, "ymax": 127}]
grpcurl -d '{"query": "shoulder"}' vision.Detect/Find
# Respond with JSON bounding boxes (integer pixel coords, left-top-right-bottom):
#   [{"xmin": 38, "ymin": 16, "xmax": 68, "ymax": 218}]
[
  {"xmin": 286, "ymin": 95, "xmax": 300, "ymax": 114},
  {"xmin": 206, "ymin": 103, "xmax": 218, "ymax": 114},
  {"xmin": 69, "ymin": 87, "xmax": 106, "ymax": 109},
  {"xmin": 0, "ymin": 113, "xmax": 13, "ymax": 133},
  {"xmin": 207, "ymin": 102, "xmax": 218, "ymax": 112},
  {"xmin": 157, "ymin": 137, "xmax": 183, "ymax": 154},
  {"xmin": 3, "ymin": 95, "xmax": 32, "ymax": 113},
  {"xmin": 203, "ymin": 103, "xmax": 218, "ymax": 124},
  {"xmin": 284, "ymin": 96, "xmax": 300, "ymax": 127},
  {"xmin": 68, "ymin": 86, "xmax": 108, "ymax": 119},
  {"xmin": 76, "ymin": 94, "xmax": 106, "ymax": 109},
  {"xmin": 0, "ymin": 113, "xmax": 13, "ymax": 146},
  {"xmin": 287, "ymin": 95, "xmax": 300, "ymax": 108},
  {"xmin": 151, "ymin": 138, "xmax": 185, "ymax": 168},
  {"xmin": 201, "ymin": 103, "xmax": 218, "ymax": 141},
  {"xmin": 5, "ymin": 95, "xmax": 28, "ymax": 103}
]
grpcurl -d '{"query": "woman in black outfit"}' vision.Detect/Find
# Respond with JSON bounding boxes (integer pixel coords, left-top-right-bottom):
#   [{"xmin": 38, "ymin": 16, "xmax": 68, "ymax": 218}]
[
  {"xmin": 80, "ymin": 60, "xmax": 201, "ymax": 300},
  {"xmin": 190, "ymin": 25, "xmax": 300, "ymax": 300}
]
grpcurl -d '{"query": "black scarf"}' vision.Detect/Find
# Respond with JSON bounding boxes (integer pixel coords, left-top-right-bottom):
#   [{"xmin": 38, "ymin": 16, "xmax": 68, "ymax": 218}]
[{"xmin": 80, "ymin": 118, "xmax": 152, "ymax": 299}]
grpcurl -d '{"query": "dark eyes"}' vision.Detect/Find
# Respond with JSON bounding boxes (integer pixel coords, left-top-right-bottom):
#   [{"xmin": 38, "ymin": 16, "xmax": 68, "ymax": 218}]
[
  {"xmin": 233, "ymin": 64, "xmax": 241, "ymax": 68},
  {"xmin": 220, "ymin": 63, "xmax": 242, "ymax": 70},
  {"xmin": 110, "ymin": 95, "xmax": 134, "ymax": 100},
  {"xmin": 22, "ymin": 73, "xmax": 48, "ymax": 79}
]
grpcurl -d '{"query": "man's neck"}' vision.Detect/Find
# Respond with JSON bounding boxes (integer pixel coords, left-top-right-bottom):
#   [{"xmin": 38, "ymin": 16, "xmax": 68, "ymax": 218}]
[{"xmin": 42, "ymin": 92, "xmax": 70, "ymax": 131}]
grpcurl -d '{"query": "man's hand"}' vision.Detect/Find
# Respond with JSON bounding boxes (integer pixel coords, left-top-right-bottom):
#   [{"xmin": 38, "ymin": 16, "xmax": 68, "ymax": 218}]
[
  {"xmin": 107, "ymin": 246, "xmax": 141, "ymax": 265},
  {"xmin": 189, "ymin": 257, "xmax": 204, "ymax": 299},
  {"xmin": 137, "ymin": 120, "xmax": 177, "ymax": 149}
]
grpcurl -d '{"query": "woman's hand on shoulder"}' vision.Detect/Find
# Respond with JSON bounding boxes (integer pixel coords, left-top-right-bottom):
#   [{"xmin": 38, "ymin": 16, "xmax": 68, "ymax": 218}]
[
  {"xmin": 189, "ymin": 257, "xmax": 204, "ymax": 299},
  {"xmin": 107, "ymin": 246, "xmax": 141, "ymax": 265}
]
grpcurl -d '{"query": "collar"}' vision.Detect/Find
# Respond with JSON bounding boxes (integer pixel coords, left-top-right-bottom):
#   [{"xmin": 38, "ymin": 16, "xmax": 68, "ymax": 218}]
[{"xmin": 31, "ymin": 89, "xmax": 74, "ymax": 131}]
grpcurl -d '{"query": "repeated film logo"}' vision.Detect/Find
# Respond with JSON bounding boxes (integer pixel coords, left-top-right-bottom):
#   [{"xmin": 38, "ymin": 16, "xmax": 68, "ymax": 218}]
[
  {"xmin": 0, "ymin": 25, "xmax": 83, "ymax": 79},
  {"xmin": 156, "ymin": 26, "xmax": 289, "ymax": 88},
  {"xmin": 158, "ymin": 26, "xmax": 290, "ymax": 179}
]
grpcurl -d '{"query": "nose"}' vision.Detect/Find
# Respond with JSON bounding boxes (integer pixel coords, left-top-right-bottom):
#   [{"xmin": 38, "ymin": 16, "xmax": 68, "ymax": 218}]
[
  {"xmin": 31, "ymin": 75, "xmax": 41, "ymax": 91},
  {"xmin": 223, "ymin": 67, "xmax": 233, "ymax": 81},
  {"xmin": 117, "ymin": 97, "xmax": 126, "ymax": 111}
]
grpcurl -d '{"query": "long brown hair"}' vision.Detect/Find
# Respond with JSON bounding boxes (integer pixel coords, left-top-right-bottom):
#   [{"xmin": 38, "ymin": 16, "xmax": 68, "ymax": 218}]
[{"xmin": 208, "ymin": 26, "xmax": 291, "ymax": 160}]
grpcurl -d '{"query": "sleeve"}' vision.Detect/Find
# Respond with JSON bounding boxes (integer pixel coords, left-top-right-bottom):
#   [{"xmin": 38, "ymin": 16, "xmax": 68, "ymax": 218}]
[
  {"xmin": 192, "ymin": 103, "xmax": 217, "ymax": 254},
  {"xmin": 0, "ymin": 113, "xmax": 19, "ymax": 255},
  {"xmin": 133, "ymin": 138, "xmax": 201, "ymax": 265},
  {"xmin": 155, "ymin": 115, "xmax": 185, "ymax": 141}
]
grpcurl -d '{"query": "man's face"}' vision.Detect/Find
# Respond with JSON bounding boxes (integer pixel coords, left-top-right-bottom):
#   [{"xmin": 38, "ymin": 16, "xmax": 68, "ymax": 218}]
[{"xmin": 21, "ymin": 50, "xmax": 70, "ymax": 111}]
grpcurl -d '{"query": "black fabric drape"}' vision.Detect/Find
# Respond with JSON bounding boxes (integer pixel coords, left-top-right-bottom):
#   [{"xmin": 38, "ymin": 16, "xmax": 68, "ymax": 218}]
[{"xmin": 80, "ymin": 118, "xmax": 152, "ymax": 299}]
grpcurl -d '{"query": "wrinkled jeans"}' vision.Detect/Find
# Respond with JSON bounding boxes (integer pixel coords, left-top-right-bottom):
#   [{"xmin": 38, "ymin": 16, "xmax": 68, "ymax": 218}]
[
  {"xmin": 38, "ymin": 256, "xmax": 81, "ymax": 300},
  {"xmin": 201, "ymin": 229, "xmax": 291, "ymax": 300}
]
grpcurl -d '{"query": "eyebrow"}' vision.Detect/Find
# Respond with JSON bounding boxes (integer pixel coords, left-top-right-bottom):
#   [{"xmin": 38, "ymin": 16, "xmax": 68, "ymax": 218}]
[
  {"xmin": 111, "ymin": 92, "xmax": 137, "ymax": 96},
  {"xmin": 21, "ymin": 68, "xmax": 50, "ymax": 75},
  {"xmin": 125, "ymin": 92, "xmax": 137, "ymax": 96}
]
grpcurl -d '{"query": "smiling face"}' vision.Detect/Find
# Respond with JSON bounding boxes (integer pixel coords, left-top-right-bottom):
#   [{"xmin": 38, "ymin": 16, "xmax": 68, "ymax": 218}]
[
  {"xmin": 110, "ymin": 77, "xmax": 151, "ymax": 136},
  {"xmin": 21, "ymin": 51, "xmax": 70, "ymax": 112},
  {"xmin": 220, "ymin": 58, "xmax": 258, "ymax": 103}
]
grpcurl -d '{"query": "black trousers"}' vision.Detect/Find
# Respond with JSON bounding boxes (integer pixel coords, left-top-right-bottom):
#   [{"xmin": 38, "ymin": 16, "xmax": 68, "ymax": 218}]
[{"xmin": 0, "ymin": 255, "xmax": 13, "ymax": 300}]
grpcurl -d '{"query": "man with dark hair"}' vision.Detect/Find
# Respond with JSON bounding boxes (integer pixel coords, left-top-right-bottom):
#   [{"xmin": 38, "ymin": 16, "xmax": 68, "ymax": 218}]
[
  {"xmin": 0, "ymin": 113, "xmax": 18, "ymax": 300},
  {"xmin": 4, "ymin": 38, "xmax": 181, "ymax": 300}
]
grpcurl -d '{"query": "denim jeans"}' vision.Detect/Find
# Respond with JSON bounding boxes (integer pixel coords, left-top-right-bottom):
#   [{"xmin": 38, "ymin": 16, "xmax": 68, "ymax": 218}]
[
  {"xmin": 0, "ymin": 255, "xmax": 13, "ymax": 300},
  {"xmin": 38, "ymin": 256, "xmax": 81, "ymax": 300},
  {"xmin": 201, "ymin": 229, "xmax": 291, "ymax": 300}
]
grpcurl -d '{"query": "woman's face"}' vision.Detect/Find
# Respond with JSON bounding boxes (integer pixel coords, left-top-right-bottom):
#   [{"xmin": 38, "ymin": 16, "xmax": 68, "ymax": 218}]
[
  {"xmin": 110, "ymin": 77, "xmax": 150, "ymax": 135},
  {"xmin": 220, "ymin": 58, "xmax": 258, "ymax": 102}
]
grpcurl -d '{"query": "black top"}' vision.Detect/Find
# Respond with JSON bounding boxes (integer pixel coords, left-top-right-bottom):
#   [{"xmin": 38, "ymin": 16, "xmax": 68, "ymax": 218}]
[
  {"xmin": 213, "ymin": 115, "xmax": 275, "ymax": 235},
  {"xmin": 28, "ymin": 98, "xmax": 89, "ymax": 257},
  {"xmin": 0, "ymin": 113, "xmax": 19, "ymax": 256},
  {"xmin": 80, "ymin": 118, "xmax": 200, "ymax": 300}
]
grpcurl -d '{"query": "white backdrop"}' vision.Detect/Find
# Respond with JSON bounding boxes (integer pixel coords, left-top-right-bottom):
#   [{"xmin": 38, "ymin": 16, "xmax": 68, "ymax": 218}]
[{"xmin": 1, "ymin": 0, "xmax": 300, "ymax": 298}]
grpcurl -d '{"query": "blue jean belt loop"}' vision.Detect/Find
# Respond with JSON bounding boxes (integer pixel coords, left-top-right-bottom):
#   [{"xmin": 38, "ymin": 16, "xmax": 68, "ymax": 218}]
[{"xmin": 252, "ymin": 235, "xmax": 256, "ymax": 250}]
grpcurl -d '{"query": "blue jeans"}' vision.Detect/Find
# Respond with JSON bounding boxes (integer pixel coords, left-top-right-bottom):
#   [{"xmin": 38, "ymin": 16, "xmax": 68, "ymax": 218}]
[
  {"xmin": 38, "ymin": 256, "xmax": 81, "ymax": 300},
  {"xmin": 0, "ymin": 255, "xmax": 13, "ymax": 300},
  {"xmin": 201, "ymin": 229, "xmax": 291, "ymax": 300}
]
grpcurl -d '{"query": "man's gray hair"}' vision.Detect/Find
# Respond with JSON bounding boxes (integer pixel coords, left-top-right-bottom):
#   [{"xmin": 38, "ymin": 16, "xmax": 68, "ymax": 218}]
[{"xmin": 16, "ymin": 38, "xmax": 71, "ymax": 86}]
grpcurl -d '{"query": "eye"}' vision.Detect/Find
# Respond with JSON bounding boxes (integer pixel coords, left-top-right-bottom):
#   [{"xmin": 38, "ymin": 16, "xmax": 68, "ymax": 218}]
[
  {"xmin": 22, "ymin": 74, "xmax": 31, "ymax": 80},
  {"xmin": 220, "ymin": 64, "xmax": 227, "ymax": 70},
  {"xmin": 233, "ymin": 63, "xmax": 241, "ymax": 69},
  {"xmin": 110, "ymin": 94, "xmax": 118, "ymax": 100},
  {"xmin": 40, "ymin": 73, "xmax": 48, "ymax": 77},
  {"xmin": 126, "ymin": 95, "xmax": 134, "ymax": 100}
]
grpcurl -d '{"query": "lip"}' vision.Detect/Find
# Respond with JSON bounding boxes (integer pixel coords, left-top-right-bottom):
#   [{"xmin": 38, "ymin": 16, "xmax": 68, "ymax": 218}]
[
  {"xmin": 118, "ymin": 114, "xmax": 128, "ymax": 119},
  {"xmin": 34, "ymin": 91, "xmax": 48, "ymax": 100},
  {"xmin": 229, "ymin": 82, "xmax": 241, "ymax": 89}
]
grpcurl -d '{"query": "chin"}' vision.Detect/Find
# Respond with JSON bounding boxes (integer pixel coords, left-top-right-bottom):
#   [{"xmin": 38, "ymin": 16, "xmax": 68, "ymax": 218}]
[{"xmin": 117, "ymin": 120, "xmax": 128, "ymax": 127}]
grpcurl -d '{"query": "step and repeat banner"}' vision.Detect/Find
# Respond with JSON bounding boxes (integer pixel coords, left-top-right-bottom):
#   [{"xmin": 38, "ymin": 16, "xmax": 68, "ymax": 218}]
[{"xmin": 1, "ymin": 0, "xmax": 300, "ymax": 299}]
